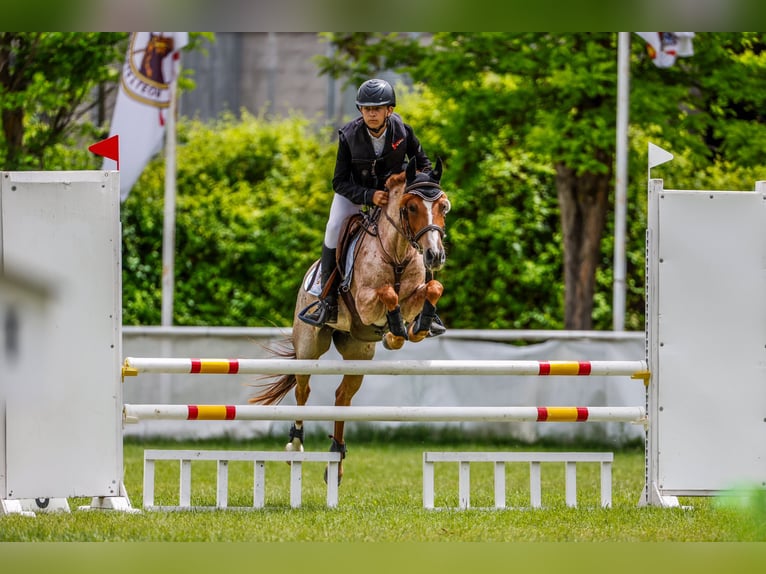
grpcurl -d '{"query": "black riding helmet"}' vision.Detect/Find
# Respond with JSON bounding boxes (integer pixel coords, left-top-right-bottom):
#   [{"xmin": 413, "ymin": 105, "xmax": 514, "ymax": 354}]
[{"xmin": 355, "ymin": 78, "xmax": 396, "ymax": 109}]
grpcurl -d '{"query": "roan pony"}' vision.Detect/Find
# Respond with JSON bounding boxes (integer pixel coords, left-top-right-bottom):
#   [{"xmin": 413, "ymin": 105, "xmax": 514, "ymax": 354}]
[{"xmin": 249, "ymin": 157, "xmax": 450, "ymax": 483}]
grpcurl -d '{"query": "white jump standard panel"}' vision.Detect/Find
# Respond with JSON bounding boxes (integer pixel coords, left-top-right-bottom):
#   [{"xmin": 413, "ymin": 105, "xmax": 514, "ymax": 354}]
[
  {"xmin": 644, "ymin": 181, "xmax": 766, "ymax": 505},
  {"xmin": 143, "ymin": 450, "xmax": 342, "ymax": 510},
  {"xmin": 0, "ymin": 170, "xmax": 126, "ymax": 514},
  {"xmin": 423, "ymin": 451, "xmax": 613, "ymax": 510}
]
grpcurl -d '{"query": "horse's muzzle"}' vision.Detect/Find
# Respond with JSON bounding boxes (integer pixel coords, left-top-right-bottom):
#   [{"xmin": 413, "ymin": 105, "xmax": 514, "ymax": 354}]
[{"xmin": 424, "ymin": 247, "xmax": 446, "ymax": 271}]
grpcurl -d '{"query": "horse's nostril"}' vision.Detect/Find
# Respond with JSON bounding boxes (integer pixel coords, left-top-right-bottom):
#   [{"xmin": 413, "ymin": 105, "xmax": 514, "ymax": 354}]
[{"xmin": 423, "ymin": 248, "xmax": 445, "ymax": 270}]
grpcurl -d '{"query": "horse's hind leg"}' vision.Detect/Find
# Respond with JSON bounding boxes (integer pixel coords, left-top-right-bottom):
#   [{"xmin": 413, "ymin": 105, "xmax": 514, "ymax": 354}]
[
  {"xmin": 286, "ymin": 316, "xmax": 332, "ymax": 454},
  {"xmin": 327, "ymin": 373, "xmax": 364, "ymax": 484},
  {"xmin": 325, "ymin": 333, "xmax": 375, "ymax": 484},
  {"xmin": 285, "ymin": 374, "xmax": 311, "ymax": 453}
]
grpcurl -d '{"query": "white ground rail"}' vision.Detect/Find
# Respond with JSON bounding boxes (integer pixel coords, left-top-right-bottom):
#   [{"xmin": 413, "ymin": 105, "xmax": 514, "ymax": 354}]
[
  {"xmin": 423, "ymin": 451, "xmax": 613, "ymax": 510},
  {"xmin": 143, "ymin": 449, "xmax": 342, "ymax": 510}
]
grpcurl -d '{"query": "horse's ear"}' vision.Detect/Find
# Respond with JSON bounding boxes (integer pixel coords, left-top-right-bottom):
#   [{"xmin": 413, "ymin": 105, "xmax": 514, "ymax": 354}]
[
  {"xmin": 406, "ymin": 157, "xmax": 418, "ymax": 184},
  {"xmin": 430, "ymin": 157, "xmax": 443, "ymax": 183}
]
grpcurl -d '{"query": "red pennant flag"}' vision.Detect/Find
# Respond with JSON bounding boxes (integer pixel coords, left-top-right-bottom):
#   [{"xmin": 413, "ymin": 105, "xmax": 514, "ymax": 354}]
[{"xmin": 89, "ymin": 134, "xmax": 119, "ymax": 168}]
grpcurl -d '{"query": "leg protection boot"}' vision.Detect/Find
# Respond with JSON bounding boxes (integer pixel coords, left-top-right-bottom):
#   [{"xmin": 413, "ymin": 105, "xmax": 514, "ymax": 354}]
[{"xmin": 424, "ymin": 269, "xmax": 446, "ymax": 337}]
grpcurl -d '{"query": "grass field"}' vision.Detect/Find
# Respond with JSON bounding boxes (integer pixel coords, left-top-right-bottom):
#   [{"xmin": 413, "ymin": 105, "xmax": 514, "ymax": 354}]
[{"xmin": 2, "ymin": 435, "xmax": 764, "ymax": 543}]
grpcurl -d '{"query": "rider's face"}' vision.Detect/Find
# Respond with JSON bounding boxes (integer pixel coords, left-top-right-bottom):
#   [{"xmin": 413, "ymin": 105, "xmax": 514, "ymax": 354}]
[{"xmin": 360, "ymin": 105, "xmax": 392, "ymax": 133}]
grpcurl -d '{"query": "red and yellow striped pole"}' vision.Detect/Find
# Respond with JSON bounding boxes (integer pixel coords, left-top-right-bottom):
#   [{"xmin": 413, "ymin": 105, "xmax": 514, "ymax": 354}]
[
  {"xmin": 122, "ymin": 358, "xmax": 649, "ymax": 381},
  {"xmin": 123, "ymin": 404, "xmax": 647, "ymax": 424}
]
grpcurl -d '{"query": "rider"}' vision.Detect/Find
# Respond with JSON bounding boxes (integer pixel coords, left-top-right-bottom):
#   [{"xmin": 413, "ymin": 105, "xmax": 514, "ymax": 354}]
[{"xmin": 298, "ymin": 78, "xmax": 445, "ymax": 336}]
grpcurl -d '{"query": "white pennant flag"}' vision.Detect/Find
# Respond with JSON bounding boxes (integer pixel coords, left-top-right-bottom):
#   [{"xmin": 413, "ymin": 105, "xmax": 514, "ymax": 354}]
[
  {"xmin": 648, "ymin": 142, "xmax": 674, "ymax": 169},
  {"xmin": 648, "ymin": 142, "xmax": 674, "ymax": 180},
  {"xmin": 636, "ymin": 32, "xmax": 695, "ymax": 68},
  {"xmin": 103, "ymin": 32, "xmax": 189, "ymax": 202}
]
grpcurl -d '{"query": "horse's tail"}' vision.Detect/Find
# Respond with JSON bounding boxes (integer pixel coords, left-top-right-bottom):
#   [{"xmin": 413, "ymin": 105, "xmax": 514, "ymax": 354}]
[{"xmin": 248, "ymin": 335, "xmax": 298, "ymax": 405}]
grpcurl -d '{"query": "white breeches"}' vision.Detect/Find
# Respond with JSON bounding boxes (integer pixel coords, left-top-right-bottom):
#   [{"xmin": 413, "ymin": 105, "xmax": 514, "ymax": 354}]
[{"xmin": 323, "ymin": 193, "xmax": 361, "ymax": 249}]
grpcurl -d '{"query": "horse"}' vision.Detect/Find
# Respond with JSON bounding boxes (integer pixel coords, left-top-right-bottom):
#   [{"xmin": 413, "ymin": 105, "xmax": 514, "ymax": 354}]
[{"xmin": 249, "ymin": 157, "xmax": 451, "ymax": 483}]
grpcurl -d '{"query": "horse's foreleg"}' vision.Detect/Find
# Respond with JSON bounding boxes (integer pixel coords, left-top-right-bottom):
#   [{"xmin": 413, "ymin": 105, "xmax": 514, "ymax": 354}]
[
  {"xmin": 286, "ymin": 374, "xmax": 311, "ymax": 453},
  {"xmin": 408, "ymin": 279, "xmax": 444, "ymax": 342},
  {"xmin": 376, "ymin": 285, "xmax": 407, "ymax": 350},
  {"xmin": 326, "ymin": 373, "xmax": 363, "ymax": 485}
]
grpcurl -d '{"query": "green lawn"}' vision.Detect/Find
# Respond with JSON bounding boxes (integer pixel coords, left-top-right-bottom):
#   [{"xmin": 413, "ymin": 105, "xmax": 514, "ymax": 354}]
[{"xmin": 1, "ymin": 436, "xmax": 764, "ymax": 543}]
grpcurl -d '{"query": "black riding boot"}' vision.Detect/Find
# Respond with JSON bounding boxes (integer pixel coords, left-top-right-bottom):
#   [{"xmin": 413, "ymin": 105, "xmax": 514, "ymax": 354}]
[
  {"xmin": 299, "ymin": 245, "xmax": 338, "ymax": 327},
  {"xmin": 424, "ymin": 269, "xmax": 446, "ymax": 337}
]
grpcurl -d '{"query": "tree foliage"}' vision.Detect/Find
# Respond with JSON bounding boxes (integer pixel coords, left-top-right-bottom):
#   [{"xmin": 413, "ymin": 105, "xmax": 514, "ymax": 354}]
[
  {"xmin": 315, "ymin": 32, "xmax": 766, "ymax": 330},
  {"xmin": 0, "ymin": 32, "xmax": 126, "ymax": 170},
  {"xmin": 0, "ymin": 32, "xmax": 214, "ymax": 171}
]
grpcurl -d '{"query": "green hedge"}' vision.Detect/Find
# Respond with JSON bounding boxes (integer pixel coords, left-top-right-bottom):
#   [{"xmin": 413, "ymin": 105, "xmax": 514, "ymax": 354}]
[{"xmin": 122, "ymin": 112, "xmax": 336, "ymax": 326}]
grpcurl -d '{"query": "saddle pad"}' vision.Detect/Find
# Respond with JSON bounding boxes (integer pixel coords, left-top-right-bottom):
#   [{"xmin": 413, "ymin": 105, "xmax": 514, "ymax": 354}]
[
  {"xmin": 339, "ymin": 233, "xmax": 361, "ymax": 290},
  {"xmin": 302, "ymin": 233, "xmax": 361, "ymax": 296},
  {"xmin": 303, "ymin": 262, "xmax": 322, "ymax": 296}
]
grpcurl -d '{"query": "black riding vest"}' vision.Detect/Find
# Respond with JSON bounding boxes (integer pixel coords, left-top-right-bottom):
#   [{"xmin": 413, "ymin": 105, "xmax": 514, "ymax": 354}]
[{"xmin": 339, "ymin": 114, "xmax": 410, "ymax": 191}]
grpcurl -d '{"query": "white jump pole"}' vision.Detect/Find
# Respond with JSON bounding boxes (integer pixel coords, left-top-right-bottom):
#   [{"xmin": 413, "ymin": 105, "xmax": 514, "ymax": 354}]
[
  {"xmin": 122, "ymin": 358, "xmax": 649, "ymax": 378},
  {"xmin": 123, "ymin": 404, "xmax": 646, "ymax": 424}
]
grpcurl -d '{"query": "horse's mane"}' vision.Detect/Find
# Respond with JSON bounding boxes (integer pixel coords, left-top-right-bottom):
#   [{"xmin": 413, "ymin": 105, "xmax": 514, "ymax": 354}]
[{"xmin": 386, "ymin": 170, "xmax": 406, "ymax": 193}]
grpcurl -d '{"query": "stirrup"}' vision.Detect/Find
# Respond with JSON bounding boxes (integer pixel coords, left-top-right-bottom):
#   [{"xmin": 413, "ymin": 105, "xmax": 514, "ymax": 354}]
[{"xmin": 298, "ymin": 299, "xmax": 336, "ymax": 327}]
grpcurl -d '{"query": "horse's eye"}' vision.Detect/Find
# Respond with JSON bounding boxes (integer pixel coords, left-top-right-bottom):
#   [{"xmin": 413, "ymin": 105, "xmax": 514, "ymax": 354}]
[{"xmin": 408, "ymin": 203, "xmax": 418, "ymax": 213}]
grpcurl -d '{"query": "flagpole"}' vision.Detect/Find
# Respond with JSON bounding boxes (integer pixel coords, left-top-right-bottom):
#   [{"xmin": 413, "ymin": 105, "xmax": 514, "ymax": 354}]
[
  {"xmin": 612, "ymin": 31, "xmax": 630, "ymax": 332},
  {"xmin": 161, "ymin": 76, "xmax": 178, "ymax": 327}
]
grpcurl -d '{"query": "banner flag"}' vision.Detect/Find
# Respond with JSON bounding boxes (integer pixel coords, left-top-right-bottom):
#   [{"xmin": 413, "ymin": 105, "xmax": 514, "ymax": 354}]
[
  {"xmin": 103, "ymin": 32, "xmax": 189, "ymax": 202},
  {"xmin": 636, "ymin": 32, "xmax": 695, "ymax": 68}
]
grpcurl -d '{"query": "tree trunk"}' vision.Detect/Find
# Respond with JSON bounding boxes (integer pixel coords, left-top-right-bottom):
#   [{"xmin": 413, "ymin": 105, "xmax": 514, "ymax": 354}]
[
  {"xmin": 555, "ymin": 162, "xmax": 611, "ymax": 330},
  {"xmin": 1, "ymin": 108, "xmax": 24, "ymax": 168},
  {"xmin": 0, "ymin": 35, "xmax": 26, "ymax": 170}
]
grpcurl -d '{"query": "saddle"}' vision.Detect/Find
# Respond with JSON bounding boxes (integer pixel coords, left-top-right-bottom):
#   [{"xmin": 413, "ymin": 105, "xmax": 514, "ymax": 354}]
[
  {"xmin": 336, "ymin": 209, "xmax": 375, "ymax": 289},
  {"xmin": 303, "ymin": 210, "xmax": 371, "ymax": 300}
]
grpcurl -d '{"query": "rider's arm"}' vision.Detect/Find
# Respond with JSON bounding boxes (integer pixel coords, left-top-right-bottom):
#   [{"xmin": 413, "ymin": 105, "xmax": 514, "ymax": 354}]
[{"xmin": 332, "ymin": 136, "xmax": 377, "ymax": 206}]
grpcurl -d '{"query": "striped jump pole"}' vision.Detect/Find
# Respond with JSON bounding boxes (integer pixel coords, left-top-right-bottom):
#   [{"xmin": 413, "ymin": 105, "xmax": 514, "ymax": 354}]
[
  {"xmin": 123, "ymin": 404, "xmax": 647, "ymax": 425},
  {"xmin": 122, "ymin": 358, "xmax": 649, "ymax": 380}
]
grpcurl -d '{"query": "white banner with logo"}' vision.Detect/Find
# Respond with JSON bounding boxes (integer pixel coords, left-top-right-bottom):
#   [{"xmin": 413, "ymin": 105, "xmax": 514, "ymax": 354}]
[{"xmin": 103, "ymin": 32, "xmax": 189, "ymax": 202}]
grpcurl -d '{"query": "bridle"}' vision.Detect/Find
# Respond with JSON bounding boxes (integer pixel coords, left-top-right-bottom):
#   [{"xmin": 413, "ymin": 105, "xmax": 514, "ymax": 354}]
[{"xmin": 386, "ymin": 181, "xmax": 447, "ymax": 251}]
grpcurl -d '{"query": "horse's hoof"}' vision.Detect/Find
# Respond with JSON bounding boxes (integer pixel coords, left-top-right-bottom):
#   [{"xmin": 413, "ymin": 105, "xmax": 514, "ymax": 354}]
[
  {"xmin": 285, "ymin": 440, "xmax": 304, "ymax": 465},
  {"xmin": 407, "ymin": 324, "xmax": 428, "ymax": 342},
  {"xmin": 383, "ymin": 333, "xmax": 405, "ymax": 350}
]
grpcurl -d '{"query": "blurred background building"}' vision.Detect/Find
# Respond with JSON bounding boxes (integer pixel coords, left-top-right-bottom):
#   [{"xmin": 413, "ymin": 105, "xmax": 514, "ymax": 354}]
[{"xmin": 179, "ymin": 32, "xmax": 408, "ymax": 126}]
